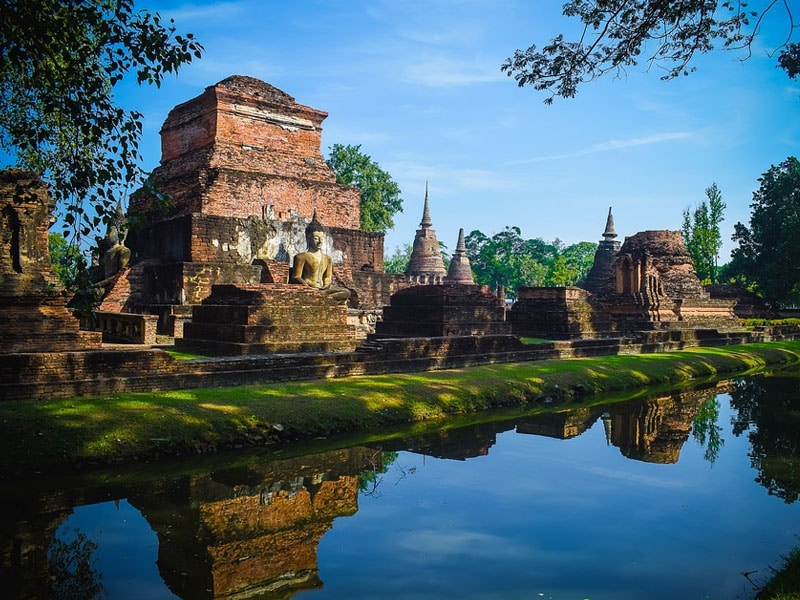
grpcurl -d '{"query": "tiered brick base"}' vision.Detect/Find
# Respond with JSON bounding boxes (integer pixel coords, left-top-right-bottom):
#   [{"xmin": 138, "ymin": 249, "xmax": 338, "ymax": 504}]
[
  {"xmin": 175, "ymin": 283, "xmax": 356, "ymax": 355},
  {"xmin": 374, "ymin": 284, "xmax": 510, "ymax": 337},
  {"xmin": 510, "ymin": 287, "xmax": 613, "ymax": 340},
  {"xmin": 0, "ymin": 293, "xmax": 102, "ymax": 353}
]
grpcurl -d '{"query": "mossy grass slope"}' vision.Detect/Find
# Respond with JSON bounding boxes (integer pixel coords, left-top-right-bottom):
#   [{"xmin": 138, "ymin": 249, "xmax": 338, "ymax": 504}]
[{"xmin": 2, "ymin": 341, "xmax": 800, "ymax": 478}]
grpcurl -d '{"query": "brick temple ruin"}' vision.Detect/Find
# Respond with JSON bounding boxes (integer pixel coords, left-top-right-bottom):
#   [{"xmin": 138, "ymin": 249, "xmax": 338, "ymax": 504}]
[
  {"xmin": 77, "ymin": 76, "xmax": 747, "ymax": 346},
  {"xmin": 2, "ymin": 76, "xmax": 798, "ymax": 400},
  {"xmin": 509, "ymin": 210, "xmax": 743, "ymax": 340},
  {"xmin": 111, "ymin": 75, "xmax": 418, "ymax": 339},
  {"xmin": 0, "ymin": 171, "xmax": 102, "ymax": 354}
]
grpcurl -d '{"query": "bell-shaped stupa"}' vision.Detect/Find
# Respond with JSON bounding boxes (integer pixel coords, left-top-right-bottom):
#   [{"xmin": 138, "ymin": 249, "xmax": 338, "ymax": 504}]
[
  {"xmin": 405, "ymin": 183, "xmax": 447, "ymax": 279},
  {"xmin": 444, "ymin": 228, "xmax": 475, "ymax": 285}
]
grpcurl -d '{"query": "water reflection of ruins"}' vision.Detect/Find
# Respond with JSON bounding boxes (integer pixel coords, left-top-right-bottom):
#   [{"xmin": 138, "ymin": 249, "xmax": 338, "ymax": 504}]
[{"xmin": 1, "ymin": 385, "xmax": 739, "ymax": 599}]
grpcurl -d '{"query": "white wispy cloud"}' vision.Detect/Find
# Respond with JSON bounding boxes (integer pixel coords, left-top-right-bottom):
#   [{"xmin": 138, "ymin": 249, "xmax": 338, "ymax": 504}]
[{"xmin": 508, "ymin": 131, "xmax": 694, "ymax": 165}]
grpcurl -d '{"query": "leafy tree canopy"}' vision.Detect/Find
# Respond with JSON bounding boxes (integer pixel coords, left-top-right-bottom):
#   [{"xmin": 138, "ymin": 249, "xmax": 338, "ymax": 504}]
[
  {"xmin": 0, "ymin": 0, "xmax": 202, "ymax": 241},
  {"xmin": 729, "ymin": 157, "xmax": 800, "ymax": 307},
  {"xmin": 558, "ymin": 240, "xmax": 598, "ymax": 285},
  {"xmin": 465, "ymin": 227, "xmax": 596, "ymax": 294},
  {"xmin": 502, "ymin": 1, "xmax": 798, "ymax": 103},
  {"xmin": 384, "ymin": 243, "xmax": 412, "ymax": 274},
  {"xmin": 326, "ymin": 143, "xmax": 403, "ymax": 233},
  {"xmin": 682, "ymin": 182, "xmax": 726, "ymax": 284},
  {"xmin": 49, "ymin": 232, "xmax": 86, "ymax": 292}
]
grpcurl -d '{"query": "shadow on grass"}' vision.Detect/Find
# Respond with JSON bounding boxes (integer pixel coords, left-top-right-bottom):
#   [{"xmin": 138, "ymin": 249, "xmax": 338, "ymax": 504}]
[{"xmin": 1, "ymin": 342, "xmax": 799, "ymax": 477}]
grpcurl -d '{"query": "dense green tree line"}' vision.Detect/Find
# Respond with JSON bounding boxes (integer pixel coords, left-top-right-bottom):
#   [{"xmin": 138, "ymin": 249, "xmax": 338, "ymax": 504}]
[
  {"xmin": 465, "ymin": 227, "xmax": 596, "ymax": 294},
  {"xmin": 382, "ymin": 228, "xmax": 596, "ymax": 296},
  {"xmin": 728, "ymin": 157, "xmax": 800, "ymax": 308}
]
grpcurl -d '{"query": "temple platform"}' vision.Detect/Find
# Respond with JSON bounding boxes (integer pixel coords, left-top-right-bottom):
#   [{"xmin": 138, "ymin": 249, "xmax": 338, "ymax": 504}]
[
  {"xmin": 374, "ymin": 284, "xmax": 510, "ymax": 338},
  {"xmin": 175, "ymin": 283, "xmax": 357, "ymax": 356}
]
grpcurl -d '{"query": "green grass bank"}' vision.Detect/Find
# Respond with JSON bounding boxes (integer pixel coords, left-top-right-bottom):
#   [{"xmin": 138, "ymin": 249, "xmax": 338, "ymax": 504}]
[{"xmin": 2, "ymin": 340, "xmax": 800, "ymax": 478}]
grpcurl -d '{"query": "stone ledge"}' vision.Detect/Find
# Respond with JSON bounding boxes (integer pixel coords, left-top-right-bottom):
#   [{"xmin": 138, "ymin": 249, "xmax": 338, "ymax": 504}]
[{"xmin": 4, "ymin": 327, "xmax": 800, "ymax": 401}]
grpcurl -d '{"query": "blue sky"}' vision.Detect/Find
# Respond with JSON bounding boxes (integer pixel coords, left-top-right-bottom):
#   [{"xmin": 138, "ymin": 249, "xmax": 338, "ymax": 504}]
[{"xmin": 113, "ymin": 1, "xmax": 799, "ymax": 260}]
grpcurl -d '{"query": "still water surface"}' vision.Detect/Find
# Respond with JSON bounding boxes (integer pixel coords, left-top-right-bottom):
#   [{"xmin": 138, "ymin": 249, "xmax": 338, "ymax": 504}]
[{"xmin": 3, "ymin": 372, "xmax": 800, "ymax": 599}]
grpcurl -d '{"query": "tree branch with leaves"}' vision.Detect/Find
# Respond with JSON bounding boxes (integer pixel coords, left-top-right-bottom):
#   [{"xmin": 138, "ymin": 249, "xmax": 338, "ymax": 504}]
[
  {"xmin": 0, "ymin": 0, "xmax": 202, "ymax": 242},
  {"xmin": 502, "ymin": 1, "xmax": 798, "ymax": 103}
]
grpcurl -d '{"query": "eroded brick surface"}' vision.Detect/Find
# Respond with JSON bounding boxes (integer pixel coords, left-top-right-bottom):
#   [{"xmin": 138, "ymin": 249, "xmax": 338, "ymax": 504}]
[
  {"xmin": 131, "ymin": 76, "xmax": 361, "ymax": 230},
  {"xmin": 0, "ymin": 171, "xmax": 102, "ymax": 353}
]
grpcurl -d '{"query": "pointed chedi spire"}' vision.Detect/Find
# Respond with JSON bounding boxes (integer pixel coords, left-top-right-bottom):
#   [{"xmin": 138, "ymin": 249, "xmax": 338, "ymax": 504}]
[
  {"xmin": 602, "ymin": 206, "xmax": 617, "ymax": 241},
  {"xmin": 444, "ymin": 228, "xmax": 475, "ymax": 285},
  {"xmin": 420, "ymin": 181, "xmax": 433, "ymax": 228},
  {"xmin": 582, "ymin": 206, "xmax": 621, "ymax": 295},
  {"xmin": 455, "ymin": 227, "xmax": 466, "ymax": 253}
]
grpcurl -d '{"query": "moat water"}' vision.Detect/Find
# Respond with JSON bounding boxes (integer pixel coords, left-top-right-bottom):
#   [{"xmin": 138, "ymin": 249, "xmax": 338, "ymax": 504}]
[{"xmin": 3, "ymin": 370, "xmax": 800, "ymax": 600}]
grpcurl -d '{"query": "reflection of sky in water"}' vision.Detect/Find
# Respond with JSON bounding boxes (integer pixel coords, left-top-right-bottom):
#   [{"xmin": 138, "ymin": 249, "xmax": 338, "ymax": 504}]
[
  {"xmin": 55, "ymin": 500, "xmax": 178, "ymax": 600},
  {"xmin": 310, "ymin": 398, "xmax": 799, "ymax": 600},
  {"xmin": 50, "ymin": 396, "xmax": 799, "ymax": 600}
]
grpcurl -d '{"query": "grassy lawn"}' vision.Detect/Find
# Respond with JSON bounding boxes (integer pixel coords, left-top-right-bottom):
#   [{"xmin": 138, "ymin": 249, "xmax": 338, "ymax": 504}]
[{"xmin": 2, "ymin": 340, "xmax": 800, "ymax": 477}]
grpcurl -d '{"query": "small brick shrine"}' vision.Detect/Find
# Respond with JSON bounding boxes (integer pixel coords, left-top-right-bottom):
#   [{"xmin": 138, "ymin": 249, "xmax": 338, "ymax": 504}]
[
  {"xmin": 0, "ymin": 170, "xmax": 101, "ymax": 353},
  {"xmin": 582, "ymin": 207, "xmax": 620, "ymax": 296},
  {"xmin": 601, "ymin": 230, "xmax": 739, "ymax": 328},
  {"xmin": 510, "ymin": 216, "xmax": 740, "ymax": 339},
  {"xmin": 443, "ymin": 228, "xmax": 475, "ymax": 285}
]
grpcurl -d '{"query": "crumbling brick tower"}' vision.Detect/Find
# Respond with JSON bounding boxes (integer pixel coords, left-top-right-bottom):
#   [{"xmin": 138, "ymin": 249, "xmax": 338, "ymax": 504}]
[
  {"xmin": 125, "ymin": 75, "xmax": 386, "ymax": 334},
  {"xmin": 0, "ymin": 170, "xmax": 101, "ymax": 352}
]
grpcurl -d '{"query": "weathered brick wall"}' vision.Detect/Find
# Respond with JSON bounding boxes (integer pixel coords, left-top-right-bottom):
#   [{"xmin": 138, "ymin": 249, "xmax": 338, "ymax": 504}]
[
  {"xmin": 159, "ymin": 79, "xmax": 331, "ymax": 176},
  {"xmin": 331, "ymin": 227, "xmax": 384, "ymax": 272},
  {"xmin": 181, "ymin": 169, "xmax": 360, "ymax": 230},
  {"xmin": 349, "ymin": 272, "xmax": 411, "ymax": 310},
  {"xmin": 131, "ymin": 76, "xmax": 361, "ymax": 230},
  {"xmin": 144, "ymin": 262, "xmax": 263, "ymax": 305},
  {"xmin": 613, "ymin": 231, "xmax": 705, "ymax": 299},
  {"xmin": 159, "ymin": 94, "xmax": 218, "ymax": 163},
  {"xmin": 0, "ymin": 170, "xmax": 57, "ymax": 283},
  {"xmin": 128, "ymin": 214, "xmax": 384, "ymax": 298},
  {"xmin": 705, "ymin": 284, "xmax": 777, "ymax": 319},
  {"xmin": 4, "ymin": 326, "xmax": 799, "ymax": 401},
  {"xmin": 128, "ymin": 215, "xmax": 379, "ymax": 277},
  {"xmin": 98, "ymin": 269, "xmax": 132, "ymax": 312},
  {"xmin": 0, "ymin": 349, "xmax": 179, "ymax": 393},
  {"xmin": 0, "ymin": 170, "xmax": 103, "ymax": 353},
  {"xmin": 176, "ymin": 283, "xmax": 356, "ymax": 355},
  {"xmin": 374, "ymin": 284, "xmax": 511, "ymax": 337},
  {"xmin": 0, "ymin": 301, "xmax": 102, "ymax": 353},
  {"xmin": 510, "ymin": 286, "xmax": 613, "ymax": 339}
]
